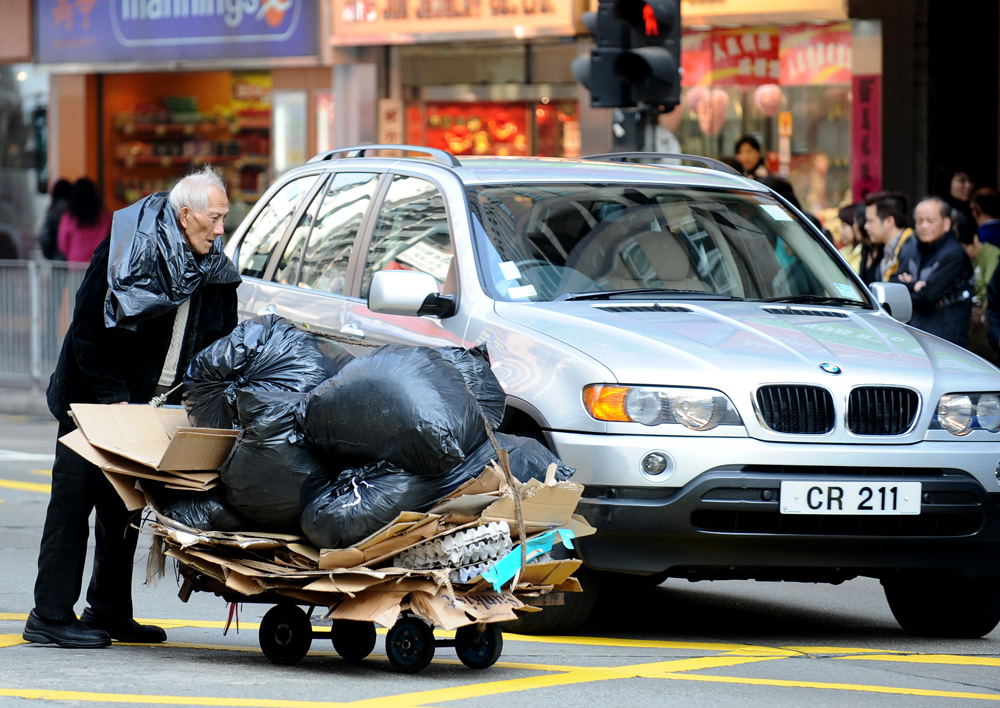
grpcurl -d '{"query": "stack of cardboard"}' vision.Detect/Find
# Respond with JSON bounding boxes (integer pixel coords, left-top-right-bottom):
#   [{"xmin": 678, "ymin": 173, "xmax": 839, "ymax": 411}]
[{"xmin": 65, "ymin": 404, "xmax": 592, "ymax": 631}]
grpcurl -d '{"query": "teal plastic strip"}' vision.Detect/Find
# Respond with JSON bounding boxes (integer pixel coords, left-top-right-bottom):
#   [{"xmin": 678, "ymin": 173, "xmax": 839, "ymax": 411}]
[{"xmin": 480, "ymin": 528, "xmax": 576, "ymax": 592}]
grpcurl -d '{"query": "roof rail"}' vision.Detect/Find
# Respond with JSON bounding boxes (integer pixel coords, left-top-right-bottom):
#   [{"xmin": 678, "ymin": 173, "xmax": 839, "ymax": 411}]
[
  {"xmin": 307, "ymin": 144, "xmax": 461, "ymax": 168},
  {"xmin": 582, "ymin": 152, "xmax": 741, "ymax": 175}
]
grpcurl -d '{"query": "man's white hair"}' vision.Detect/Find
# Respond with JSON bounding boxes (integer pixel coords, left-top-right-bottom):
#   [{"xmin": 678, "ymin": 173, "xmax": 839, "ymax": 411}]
[{"xmin": 169, "ymin": 165, "xmax": 226, "ymax": 215}]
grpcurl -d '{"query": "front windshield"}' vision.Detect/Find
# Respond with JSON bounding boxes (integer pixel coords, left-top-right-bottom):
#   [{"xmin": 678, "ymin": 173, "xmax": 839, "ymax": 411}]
[{"xmin": 467, "ymin": 184, "xmax": 869, "ymax": 305}]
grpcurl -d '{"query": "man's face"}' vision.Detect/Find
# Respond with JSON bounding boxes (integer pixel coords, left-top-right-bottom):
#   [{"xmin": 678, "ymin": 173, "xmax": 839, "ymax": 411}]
[
  {"xmin": 179, "ymin": 186, "xmax": 229, "ymax": 256},
  {"xmin": 735, "ymin": 143, "xmax": 761, "ymax": 172},
  {"xmin": 914, "ymin": 200, "xmax": 951, "ymax": 243},
  {"xmin": 864, "ymin": 204, "xmax": 890, "ymax": 244}
]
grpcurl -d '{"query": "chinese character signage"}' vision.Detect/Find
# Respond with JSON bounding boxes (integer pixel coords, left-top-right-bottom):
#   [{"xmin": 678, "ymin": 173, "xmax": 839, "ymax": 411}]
[
  {"xmin": 706, "ymin": 27, "xmax": 780, "ymax": 86},
  {"xmin": 682, "ymin": 22, "xmax": 851, "ymax": 88},
  {"xmin": 331, "ymin": 0, "xmax": 575, "ymax": 45},
  {"xmin": 37, "ymin": 0, "xmax": 317, "ymax": 64},
  {"xmin": 779, "ymin": 22, "xmax": 852, "ymax": 85},
  {"xmin": 851, "ymin": 74, "xmax": 882, "ymax": 201}
]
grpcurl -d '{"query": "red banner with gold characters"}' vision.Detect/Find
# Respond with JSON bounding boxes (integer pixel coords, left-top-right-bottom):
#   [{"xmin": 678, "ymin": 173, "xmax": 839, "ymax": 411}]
[
  {"xmin": 779, "ymin": 22, "xmax": 852, "ymax": 85},
  {"xmin": 706, "ymin": 26, "xmax": 781, "ymax": 86}
]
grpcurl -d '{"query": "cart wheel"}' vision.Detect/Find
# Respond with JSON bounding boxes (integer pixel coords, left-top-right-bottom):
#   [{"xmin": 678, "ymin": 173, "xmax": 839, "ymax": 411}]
[
  {"xmin": 454, "ymin": 624, "xmax": 503, "ymax": 670},
  {"xmin": 331, "ymin": 619, "xmax": 377, "ymax": 661},
  {"xmin": 385, "ymin": 616, "xmax": 435, "ymax": 673},
  {"xmin": 259, "ymin": 605, "xmax": 313, "ymax": 666}
]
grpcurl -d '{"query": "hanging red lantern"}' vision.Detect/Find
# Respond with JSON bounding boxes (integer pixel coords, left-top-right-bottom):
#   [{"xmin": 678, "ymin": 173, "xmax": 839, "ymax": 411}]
[
  {"xmin": 753, "ymin": 83, "xmax": 783, "ymax": 117},
  {"xmin": 696, "ymin": 88, "xmax": 729, "ymax": 136}
]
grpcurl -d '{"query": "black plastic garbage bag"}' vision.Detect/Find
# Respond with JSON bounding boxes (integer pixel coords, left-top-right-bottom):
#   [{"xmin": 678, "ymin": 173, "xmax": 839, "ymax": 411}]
[
  {"xmin": 220, "ymin": 389, "xmax": 325, "ymax": 531},
  {"xmin": 184, "ymin": 314, "xmax": 351, "ymax": 429},
  {"xmin": 446, "ymin": 433, "xmax": 576, "ymax": 485},
  {"xmin": 300, "ymin": 456, "xmax": 485, "ymax": 549},
  {"xmin": 301, "ymin": 345, "xmax": 487, "ymax": 477},
  {"xmin": 436, "ymin": 344, "xmax": 506, "ymax": 429},
  {"xmin": 104, "ymin": 191, "xmax": 241, "ymax": 330},
  {"xmin": 159, "ymin": 491, "xmax": 245, "ymax": 532}
]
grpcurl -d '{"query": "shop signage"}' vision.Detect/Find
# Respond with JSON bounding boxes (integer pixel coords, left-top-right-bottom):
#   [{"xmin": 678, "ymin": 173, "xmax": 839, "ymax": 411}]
[
  {"xmin": 682, "ymin": 21, "xmax": 850, "ymax": 88},
  {"xmin": 851, "ymin": 74, "xmax": 881, "ymax": 201},
  {"xmin": 330, "ymin": 0, "xmax": 576, "ymax": 45},
  {"xmin": 703, "ymin": 26, "xmax": 780, "ymax": 86},
  {"xmin": 680, "ymin": 0, "xmax": 846, "ymax": 26},
  {"xmin": 36, "ymin": 0, "xmax": 318, "ymax": 65},
  {"xmin": 779, "ymin": 22, "xmax": 852, "ymax": 85}
]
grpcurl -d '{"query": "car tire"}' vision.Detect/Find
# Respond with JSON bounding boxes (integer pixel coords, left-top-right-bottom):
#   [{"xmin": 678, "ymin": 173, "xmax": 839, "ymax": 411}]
[
  {"xmin": 500, "ymin": 565, "xmax": 601, "ymax": 635},
  {"xmin": 882, "ymin": 573, "xmax": 1000, "ymax": 638}
]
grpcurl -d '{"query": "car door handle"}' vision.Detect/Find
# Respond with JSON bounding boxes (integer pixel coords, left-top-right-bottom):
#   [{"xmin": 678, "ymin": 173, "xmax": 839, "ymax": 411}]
[{"xmin": 339, "ymin": 321, "xmax": 365, "ymax": 339}]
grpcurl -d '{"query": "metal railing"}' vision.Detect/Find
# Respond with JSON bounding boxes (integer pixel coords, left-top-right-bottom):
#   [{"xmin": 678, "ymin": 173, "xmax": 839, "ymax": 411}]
[{"xmin": 0, "ymin": 259, "xmax": 86, "ymax": 389}]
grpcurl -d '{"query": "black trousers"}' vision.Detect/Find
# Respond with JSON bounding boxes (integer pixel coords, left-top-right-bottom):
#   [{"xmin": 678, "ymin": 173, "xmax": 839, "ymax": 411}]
[{"xmin": 33, "ymin": 422, "xmax": 142, "ymax": 623}]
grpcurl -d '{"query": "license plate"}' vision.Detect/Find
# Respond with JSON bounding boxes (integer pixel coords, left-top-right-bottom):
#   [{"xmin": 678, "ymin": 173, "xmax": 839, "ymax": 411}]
[{"xmin": 779, "ymin": 481, "xmax": 921, "ymax": 515}]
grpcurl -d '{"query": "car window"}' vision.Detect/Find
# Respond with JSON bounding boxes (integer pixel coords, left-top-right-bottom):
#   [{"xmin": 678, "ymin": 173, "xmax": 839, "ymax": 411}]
[
  {"xmin": 291, "ymin": 172, "xmax": 380, "ymax": 294},
  {"xmin": 361, "ymin": 174, "xmax": 453, "ymax": 298},
  {"xmin": 466, "ymin": 184, "xmax": 864, "ymax": 303},
  {"xmin": 235, "ymin": 174, "xmax": 320, "ymax": 278}
]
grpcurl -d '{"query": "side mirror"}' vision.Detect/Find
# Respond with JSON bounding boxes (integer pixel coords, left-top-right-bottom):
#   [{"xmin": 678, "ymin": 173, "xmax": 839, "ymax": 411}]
[
  {"xmin": 368, "ymin": 270, "xmax": 456, "ymax": 318},
  {"xmin": 868, "ymin": 281, "xmax": 912, "ymax": 323}
]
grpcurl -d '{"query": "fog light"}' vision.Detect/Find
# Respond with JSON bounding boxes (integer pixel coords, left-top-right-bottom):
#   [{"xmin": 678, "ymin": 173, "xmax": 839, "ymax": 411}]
[
  {"xmin": 995, "ymin": 459, "xmax": 1000, "ymax": 485},
  {"xmin": 641, "ymin": 452, "xmax": 669, "ymax": 476}
]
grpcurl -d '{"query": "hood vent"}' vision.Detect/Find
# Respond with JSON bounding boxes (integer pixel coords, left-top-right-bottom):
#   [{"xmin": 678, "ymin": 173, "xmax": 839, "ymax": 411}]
[
  {"xmin": 763, "ymin": 306, "xmax": 849, "ymax": 318},
  {"xmin": 595, "ymin": 304, "xmax": 692, "ymax": 313}
]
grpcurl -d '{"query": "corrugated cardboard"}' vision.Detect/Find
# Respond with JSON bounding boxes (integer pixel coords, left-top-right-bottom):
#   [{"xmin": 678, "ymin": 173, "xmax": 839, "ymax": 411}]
[
  {"xmin": 70, "ymin": 403, "xmax": 238, "ymax": 472},
  {"xmin": 482, "ymin": 478, "xmax": 584, "ymax": 532}
]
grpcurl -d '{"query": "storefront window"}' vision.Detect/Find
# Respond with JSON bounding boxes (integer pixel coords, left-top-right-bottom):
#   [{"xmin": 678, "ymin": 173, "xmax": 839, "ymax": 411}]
[
  {"xmin": 666, "ymin": 22, "xmax": 861, "ymax": 222},
  {"xmin": 398, "ymin": 42, "xmax": 580, "ymax": 158}
]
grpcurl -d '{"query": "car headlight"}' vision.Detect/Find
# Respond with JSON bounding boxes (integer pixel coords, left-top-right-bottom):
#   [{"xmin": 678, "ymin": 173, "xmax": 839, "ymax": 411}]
[
  {"xmin": 934, "ymin": 392, "xmax": 1000, "ymax": 435},
  {"xmin": 583, "ymin": 385, "xmax": 742, "ymax": 430}
]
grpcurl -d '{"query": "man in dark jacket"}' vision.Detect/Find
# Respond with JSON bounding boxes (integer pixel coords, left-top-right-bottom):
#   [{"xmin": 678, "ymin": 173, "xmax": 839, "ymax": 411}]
[
  {"xmin": 893, "ymin": 196, "xmax": 974, "ymax": 347},
  {"xmin": 23, "ymin": 166, "xmax": 241, "ymax": 648}
]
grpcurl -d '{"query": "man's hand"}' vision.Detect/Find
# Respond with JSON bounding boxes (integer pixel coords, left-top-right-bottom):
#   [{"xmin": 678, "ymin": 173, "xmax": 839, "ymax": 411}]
[{"xmin": 898, "ymin": 272, "xmax": 915, "ymax": 284}]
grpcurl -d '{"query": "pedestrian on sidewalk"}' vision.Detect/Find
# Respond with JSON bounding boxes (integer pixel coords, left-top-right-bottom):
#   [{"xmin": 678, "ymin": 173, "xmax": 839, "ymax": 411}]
[{"xmin": 23, "ymin": 166, "xmax": 241, "ymax": 649}]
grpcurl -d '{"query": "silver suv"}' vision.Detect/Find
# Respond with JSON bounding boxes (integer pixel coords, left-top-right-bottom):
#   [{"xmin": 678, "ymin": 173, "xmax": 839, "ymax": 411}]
[{"xmin": 225, "ymin": 145, "xmax": 1000, "ymax": 637}]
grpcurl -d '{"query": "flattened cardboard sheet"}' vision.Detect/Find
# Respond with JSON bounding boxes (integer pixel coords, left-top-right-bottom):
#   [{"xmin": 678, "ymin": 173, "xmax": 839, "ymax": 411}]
[
  {"xmin": 482, "ymin": 478, "xmax": 584, "ymax": 531},
  {"xmin": 326, "ymin": 590, "xmax": 407, "ymax": 628},
  {"xmin": 69, "ymin": 403, "xmax": 237, "ymax": 471}
]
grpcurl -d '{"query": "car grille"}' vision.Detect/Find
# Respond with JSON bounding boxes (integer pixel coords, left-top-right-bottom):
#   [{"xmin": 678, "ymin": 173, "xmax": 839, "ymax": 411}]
[
  {"xmin": 755, "ymin": 385, "xmax": 834, "ymax": 434},
  {"xmin": 847, "ymin": 386, "xmax": 919, "ymax": 435}
]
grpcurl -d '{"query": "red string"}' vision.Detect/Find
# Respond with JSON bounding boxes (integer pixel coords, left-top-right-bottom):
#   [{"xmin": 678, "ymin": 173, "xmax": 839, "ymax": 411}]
[{"xmin": 223, "ymin": 601, "xmax": 240, "ymax": 635}]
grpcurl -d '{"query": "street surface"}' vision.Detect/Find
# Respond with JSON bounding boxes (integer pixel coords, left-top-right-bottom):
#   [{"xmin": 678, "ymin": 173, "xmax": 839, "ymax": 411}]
[{"xmin": 1, "ymin": 412, "xmax": 999, "ymax": 707}]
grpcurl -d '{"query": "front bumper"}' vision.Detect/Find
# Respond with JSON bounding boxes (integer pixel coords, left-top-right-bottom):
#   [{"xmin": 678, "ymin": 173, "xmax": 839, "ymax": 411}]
[{"xmin": 550, "ymin": 432, "xmax": 1000, "ymax": 579}]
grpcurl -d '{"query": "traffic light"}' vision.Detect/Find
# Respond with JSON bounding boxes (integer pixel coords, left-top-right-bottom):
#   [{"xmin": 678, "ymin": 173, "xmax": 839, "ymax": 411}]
[
  {"xmin": 572, "ymin": 0, "xmax": 682, "ymax": 110},
  {"xmin": 571, "ymin": 3, "xmax": 634, "ymax": 108}
]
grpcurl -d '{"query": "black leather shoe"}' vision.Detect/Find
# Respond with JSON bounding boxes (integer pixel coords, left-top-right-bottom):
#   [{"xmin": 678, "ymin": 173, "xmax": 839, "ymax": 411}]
[
  {"xmin": 80, "ymin": 608, "xmax": 167, "ymax": 643},
  {"xmin": 22, "ymin": 610, "xmax": 111, "ymax": 648}
]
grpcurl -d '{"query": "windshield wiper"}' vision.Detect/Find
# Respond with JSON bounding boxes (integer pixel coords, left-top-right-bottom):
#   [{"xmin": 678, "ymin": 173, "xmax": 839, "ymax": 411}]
[
  {"xmin": 759, "ymin": 294, "xmax": 871, "ymax": 307},
  {"xmin": 558, "ymin": 288, "xmax": 741, "ymax": 302}
]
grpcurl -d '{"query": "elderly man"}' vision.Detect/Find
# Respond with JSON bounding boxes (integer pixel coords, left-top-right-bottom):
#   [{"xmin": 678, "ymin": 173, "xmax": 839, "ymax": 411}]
[
  {"xmin": 23, "ymin": 166, "xmax": 241, "ymax": 648},
  {"xmin": 893, "ymin": 196, "xmax": 974, "ymax": 347}
]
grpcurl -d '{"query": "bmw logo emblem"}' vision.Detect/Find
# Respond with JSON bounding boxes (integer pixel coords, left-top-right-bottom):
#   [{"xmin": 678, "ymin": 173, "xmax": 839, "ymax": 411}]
[{"xmin": 819, "ymin": 363, "xmax": 842, "ymax": 375}]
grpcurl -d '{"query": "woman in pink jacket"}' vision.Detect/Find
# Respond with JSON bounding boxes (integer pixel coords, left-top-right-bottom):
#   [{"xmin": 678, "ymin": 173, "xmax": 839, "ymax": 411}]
[{"xmin": 58, "ymin": 178, "xmax": 112, "ymax": 264}]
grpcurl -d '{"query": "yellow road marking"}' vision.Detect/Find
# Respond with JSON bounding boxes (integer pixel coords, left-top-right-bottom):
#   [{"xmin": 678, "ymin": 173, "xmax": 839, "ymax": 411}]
[
  {"xmin": 0, "ymin": 634, "xmax": 25, "ymax": 648},
  {"xmin": 0, "ymin": 689, "xmax": 355, "ymax": 707},
  {"xmin": 845, "ymin": 653, "xmax": 1000, "ymax": 667},
  {"xmin": 30, "ymin": 468, "xmax": 52, "ymax": 476},
  {"xmin": 660, "ymin": 671, "xmax": 1000, "ymax": 701},
  {"xmin": 0, "ymin": 479, "xmax": 51, "ymax": 493}
]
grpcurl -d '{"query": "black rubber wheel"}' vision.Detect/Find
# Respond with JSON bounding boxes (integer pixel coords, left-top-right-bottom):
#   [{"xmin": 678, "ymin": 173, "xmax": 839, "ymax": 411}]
[
  {"xmin": 882, "ymin": 574, "xmax": 1000, "ymax": 638},
  {"xmin": 385, "ymin": 616, "xmax": 436, "ymax": 673},
  {"xmin": 331, "ymin": 619, "xmax": 377, "ymax": 661},
  {"xmin": 259, "ymin": 605, "xmax": 313, "ymax": 665},
  {"xmin": 500, "ymin": 565, "xmax": 601, "ymax": 635},
  {"xmin": 454, "ymin": 624, "xmax": 503, "ymax": 670}
]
